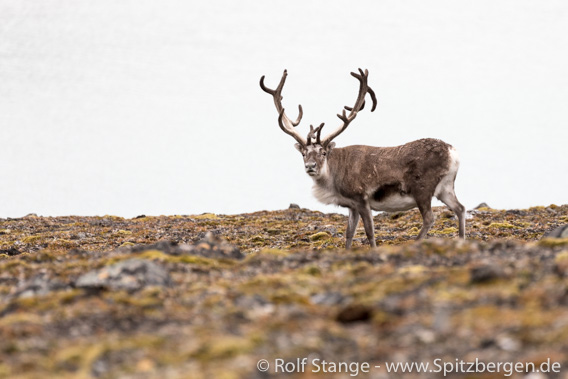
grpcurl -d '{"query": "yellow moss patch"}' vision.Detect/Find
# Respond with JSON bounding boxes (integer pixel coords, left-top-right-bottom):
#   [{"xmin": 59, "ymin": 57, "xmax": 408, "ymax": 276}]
[
  {"xmin": 488, "ymin": 222, "xmax": 521, "ymax": 229},
  {"xmin": 434, "ymin": 227, "xmax": 458, "ymax": 235},
  {"xmin": 309, "ymin": 232, "xmax": 331, "ymax": 241},
  {"xmin": 132, "ymin": 216, "xmax": 152, "ymax": 222},
  {"xmin": 398, "ymin": 265, "xmax": 428, "ymax": 276},
  {"xmin": 0, "ymin": 312, "xmax": 42, "ymax": 327},
  {"xmin": 137, "ymin": 249, "xmax": 229, "ymax": 266},
  {"xmin": 54, "ymin": 335, "xmax": 165, "ymax": 376},
  {"xmin": 48, "ymin": 239, "xmax": 78, "ymax": 249},
  {"xmin": 256, "ymin": 248, "xmax": 288, "ymax": 257},
  {"xmin": 0, "ymin": 363, "xmax": 10, "ymax": 377},
  {"xmin": 21, "ymin": 235, "xmax": 43, "ymax": 244},
  {"xmin": 539, "ymin": 238, "xmax": 568, "ymax": 248},
  {"xmin": 194, "ymin": 336, "xmax": 255, "ymax": 361},
  {"xmin": 554, "ymin": 251, "xmax": 568, "ymax": 262},
  {"xmin": 193, "ymin": 213, "xmax": 219, "ymax": 220},
  {"xmin": 408, "ymin": 227, "xmax": 420, "ymax": 235},
  {"xmin": 248, "ymin": 235, "xmax": 266, "ymax": 244},
  {"xmin": 106, "ymin": 290, "xmax": 163, "ymax": 308}
]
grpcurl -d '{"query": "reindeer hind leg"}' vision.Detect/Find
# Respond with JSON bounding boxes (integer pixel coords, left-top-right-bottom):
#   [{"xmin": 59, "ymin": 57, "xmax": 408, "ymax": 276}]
[{"xmin": 437, "ymin": 189, "xmax": 466, "ymax": 239}]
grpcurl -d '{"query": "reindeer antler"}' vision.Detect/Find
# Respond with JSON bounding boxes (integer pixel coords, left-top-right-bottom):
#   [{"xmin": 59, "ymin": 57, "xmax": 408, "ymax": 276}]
[
  {"xmin": 306, "ymin": 123, "xmax": 325, "ymax": 146},
  {"xmin": 320, "ymin": 68, "xmax": 377, "ymax": 147},
  {"xmin": 260, "ymin": 70, "xmax": 306, "ymax": 146}
]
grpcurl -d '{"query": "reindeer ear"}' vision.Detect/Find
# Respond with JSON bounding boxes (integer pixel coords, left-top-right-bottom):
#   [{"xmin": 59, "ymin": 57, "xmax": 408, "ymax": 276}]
[
  {"xmin": 294, "ymin": 143, "xmax": 303, "ymax": 152},
  {"xmin": 326, "ymin": 142, "xmax": 336, "ymax": 151}
]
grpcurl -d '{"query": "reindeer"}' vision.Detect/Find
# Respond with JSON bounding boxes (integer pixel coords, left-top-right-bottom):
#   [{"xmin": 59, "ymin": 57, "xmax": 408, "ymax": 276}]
[{"xmin": 260, "ymin": 69, "xmax": 466, "ymax": 248}]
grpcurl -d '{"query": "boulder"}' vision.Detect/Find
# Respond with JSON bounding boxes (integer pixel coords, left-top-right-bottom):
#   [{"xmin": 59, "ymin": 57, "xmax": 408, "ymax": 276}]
[
  {"xmin": 75, "ymin": 258, "xmax": 171, "ymax": 292},
  {"xmin": 543, "ymin": 224, "xmax": 568, "ymax": 239}
]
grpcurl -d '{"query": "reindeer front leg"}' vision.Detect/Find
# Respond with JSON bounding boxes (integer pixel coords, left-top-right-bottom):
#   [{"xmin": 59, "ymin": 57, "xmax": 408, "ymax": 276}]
[{"xmin": 345, "ymin": 208, "xmax": 360, "ymax": 249}]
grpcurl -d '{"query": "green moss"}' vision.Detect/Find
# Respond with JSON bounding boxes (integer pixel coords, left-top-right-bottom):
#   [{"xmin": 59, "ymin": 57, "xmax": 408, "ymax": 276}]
[
  {"xmin": 249, "ymin": 235, "xmax": 266, "ymax": 245},
  {"xmin": 302, "ymin": 264, "xmax": 322, "ymax": 276},
  {"xmin": 264, "ymin": 228, "xmax": 282, "ymax": 235}
]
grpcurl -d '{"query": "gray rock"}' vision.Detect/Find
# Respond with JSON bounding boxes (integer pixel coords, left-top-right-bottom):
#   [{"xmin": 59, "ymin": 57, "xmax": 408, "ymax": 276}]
[
  {"xmin": 75, "ymin": 258, "xmax": 171, "ymax": 292},
  {"xmin": 311, "ymin": 292, "xmax": 348, "ymax": 306},
  {"xmin": 13, "ymin": 271, "xmax": 66, "ymax": 298},
  {"xmin": 289, "ymin": 203, "xmax": 300, "ymax": 209},
  {"xmin": 176, "ymin": 232, "xmax": 244, "ymax": 260},
  {"xmin": 133, "ymin": 232, "xmax": 244, "ymax": 260},
  {"xmin": 543, "ymin": 224, "xmax": 568, "ymax": 239},
  {"xmin": 474, "ymin": 202, "xmax": 490, "ymax": 209}
]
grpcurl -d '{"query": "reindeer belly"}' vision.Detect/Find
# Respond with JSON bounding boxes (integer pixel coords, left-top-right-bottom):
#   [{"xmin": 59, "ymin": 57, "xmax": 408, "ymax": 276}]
[
  {"xmin": 370, "ymin": 183, "xmax": 417, "ymax": 212},
  {"xmin": 370, "ymin": 194, "xmax": 417, "ymax": 212}
]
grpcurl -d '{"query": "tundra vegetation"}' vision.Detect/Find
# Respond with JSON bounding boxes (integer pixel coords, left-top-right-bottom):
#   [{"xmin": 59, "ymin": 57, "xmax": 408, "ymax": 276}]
[{"xmin": 0, "ymin": 204, "xmax": 567, "ymax": 378}]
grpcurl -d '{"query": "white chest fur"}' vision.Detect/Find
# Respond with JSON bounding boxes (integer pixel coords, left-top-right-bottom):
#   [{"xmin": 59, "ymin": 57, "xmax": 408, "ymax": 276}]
[{"xmin": 311, "ymin": 178, "xmax": 360, "ymax": 209}]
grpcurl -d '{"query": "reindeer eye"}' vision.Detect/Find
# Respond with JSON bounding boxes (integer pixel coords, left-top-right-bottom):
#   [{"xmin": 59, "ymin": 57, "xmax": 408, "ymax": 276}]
[{"xmin": 322, "ymin": 151, "xmax": 327, "ymax": 156}]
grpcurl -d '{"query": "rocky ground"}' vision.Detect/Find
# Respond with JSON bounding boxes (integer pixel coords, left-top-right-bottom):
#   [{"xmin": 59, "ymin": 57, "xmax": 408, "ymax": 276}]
[{"xmin": 0, "ymin": 204, "xmax": 567, "ymax": 378}]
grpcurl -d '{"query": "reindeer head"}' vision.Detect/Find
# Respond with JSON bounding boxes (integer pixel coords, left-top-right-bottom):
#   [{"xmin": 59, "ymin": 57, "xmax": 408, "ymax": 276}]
[
  {"xmin": 293, "ymin": 123, "xmax": 334, "ymax": 177},
  {"xmin": 260, "ymin": 69, "xmax": 376, "ymax": 178}
]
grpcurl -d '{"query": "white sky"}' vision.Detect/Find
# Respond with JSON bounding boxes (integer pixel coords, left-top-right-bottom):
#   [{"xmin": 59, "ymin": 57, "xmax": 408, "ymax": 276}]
[{"xmin": 1, "ymin": 0, "xmax": 567, "ymax": 218}]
